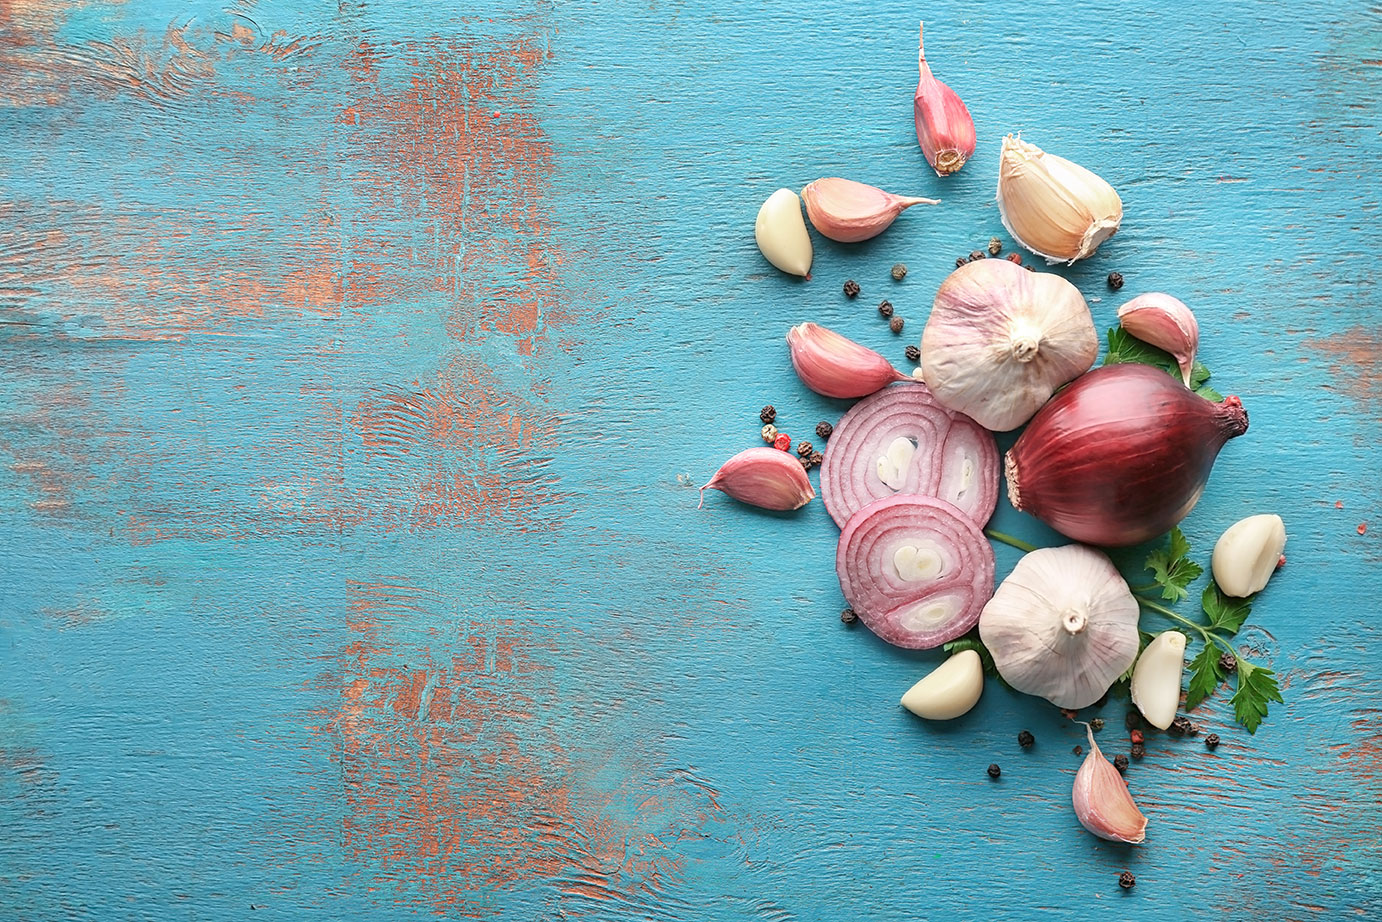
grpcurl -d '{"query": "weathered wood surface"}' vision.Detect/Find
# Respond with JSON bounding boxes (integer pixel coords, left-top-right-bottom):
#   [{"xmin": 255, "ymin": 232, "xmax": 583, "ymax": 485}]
[{"xmin": 1, "ymin": 0, "xmax": 1379, "ymax": 918}]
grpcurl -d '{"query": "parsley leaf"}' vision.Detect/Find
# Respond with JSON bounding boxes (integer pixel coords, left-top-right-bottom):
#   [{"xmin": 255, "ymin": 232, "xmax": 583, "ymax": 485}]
[
  {"xmin": 1231, "ymin": 661, "xmax": 1284, "ymax": 734},
  {"xmin": 1144, "ymin": 527, "xmax": 1203, "ymax": 602},
  {"xmin": 1103, "ymin": 328, "xmax": 1222, "ymax": 399},
  {"xmin": 1185, "ymin": 643, "xmax": 1226, "ymax": 711},
  {"xmin": 943, "ymin": 636, "xmax": 1001, "ymax": 682},
  {"xmin": 1202, "ymin": 582, "xmax": 1252, "ymax": 635}
]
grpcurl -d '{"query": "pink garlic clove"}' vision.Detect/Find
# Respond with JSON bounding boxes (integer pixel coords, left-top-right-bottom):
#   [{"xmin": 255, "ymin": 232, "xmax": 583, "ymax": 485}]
[
  {"xmin": 801, "ymin": 177, "xmax": 939, "ymax": 243},
  {"xmin": 1072, "ymin": 724, "xmax": 1148, "ymax": 844},
  {"xmin": 914, "ymin": 22, "xmax": 976, "ymax": 176},
  {"xmin": 699, "ymin": 446, "xmax": 815, "ymax": 511},
  {"xmin": 1117, "ymin": 293, "xmax": 1200, "ymax": 387},
  {"xmin": 786, "ymin": 322, "xmax": 911, "ymax": 399}
]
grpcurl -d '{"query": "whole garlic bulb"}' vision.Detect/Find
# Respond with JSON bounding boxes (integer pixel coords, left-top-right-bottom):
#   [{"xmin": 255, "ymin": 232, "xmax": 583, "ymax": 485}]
[
  {"xmin": 921, "ymin": 257, "xmax": 1098, "ymax": 431},
  {"xmin": 997, "ymin": 135, "xmax": 1122, "ymax": 264},
  {"xmin": 978, "ymin": 545, "xmax": 1140, "ymax": 709}
]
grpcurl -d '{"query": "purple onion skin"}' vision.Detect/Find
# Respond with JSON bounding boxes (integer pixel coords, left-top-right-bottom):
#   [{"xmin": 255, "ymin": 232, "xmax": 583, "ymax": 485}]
[{"xmin": 1005, "ymin": 364, "xmax": 1248, "ymax": 547}]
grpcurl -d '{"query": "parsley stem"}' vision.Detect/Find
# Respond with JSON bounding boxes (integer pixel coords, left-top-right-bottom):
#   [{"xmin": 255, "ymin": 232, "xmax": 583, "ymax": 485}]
[
  {"xmin": 1129, "ymin": 581, "xmax": 1159, "ymax": 594},
  {"xmin": 1134, "ymin": 595, "xmax": 1242, "ymax": 661},
  {"xmin": 984, "ymin": 529, "xmax": 1038, "ymax": 553}
]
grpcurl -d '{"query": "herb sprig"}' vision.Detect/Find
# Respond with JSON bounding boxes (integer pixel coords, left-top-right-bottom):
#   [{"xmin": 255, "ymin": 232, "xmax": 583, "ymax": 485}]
[{"xmin": 1103, "ymin": 327, "xmax": 1222, "ymax": 401}]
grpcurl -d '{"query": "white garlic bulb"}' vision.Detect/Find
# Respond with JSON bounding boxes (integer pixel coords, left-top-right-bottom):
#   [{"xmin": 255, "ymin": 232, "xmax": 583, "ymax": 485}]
[
  {"xmin": 1212, "ymin": 514, "xmax": 1286, "ymax": 598},
  {"xmin": 754, "ymin": 188, "xmax": 813, "ymax": 278},
  {"xmin": 978, "ymin": 545, "xmax": 1140, "ymax": 709},
  {"xmin": 921, "ymin": 257, "xmax": 1098, "ymax": 431}
]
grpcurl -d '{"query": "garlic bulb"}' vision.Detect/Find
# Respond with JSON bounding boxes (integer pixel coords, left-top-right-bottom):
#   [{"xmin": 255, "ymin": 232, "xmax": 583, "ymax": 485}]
[
  {"xmin": 1212, "ymin": 514, "xmax": 1286, "ymax": 597},
  {"xmin": 997, "ymin": 135, "xmax": 1123, "ymax": 264},
  {"xmin": 920, "ymin": 257, "xmax": 1098, "ymax": 431},
  {"xmin": 755, "ymin": 188, "xmax": 813, "ymax": 278},
  {"xmin": 900, "ymin": 649, "xmax": 984, "ymax": 720},
  {"xmin": 1130, "ymin": 631, "xmax": 1187, "ymax": 730},
  {"xmin": 978, "ymin": 545, "xmax": 1140, "ymax": 709}
]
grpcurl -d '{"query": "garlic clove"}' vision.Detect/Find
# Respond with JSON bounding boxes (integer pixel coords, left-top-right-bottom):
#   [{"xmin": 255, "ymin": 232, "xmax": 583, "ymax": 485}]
[
  {"xmin": 913, "ymin": 22, "xmax": 976, "ymax": 176},
  {"xmin": 900, "ymin": 649, "xmax": 984, "ymax": 720},
  {"xmin": 1073, "ymin": 724, "xmax": 1148, "ymax": 844},
  {"xmin": 1130, "ymin": 631, "xmax": 1187, "ymax": 730},
  {"xmin": 786, "ymin": 322, "xmax": 910, "ymax": 399},
  {"xmin": 801, "ymin": 177, "xmax": 938, "ymax": 243},
  {"xmin": 996, "ymin": 135, "xmax": 1122, "ymax": 264},
  {"xmin": 1118, "ymin": 293, "xmax": 1200, "ymax": 387},
  {"xmin": 699, "ymin": 446, "xmax": 815, "ymax": 511},
  {"xmin": 755, "ymin": 188, "xmax": 813, "ymax": 278},
  {"xmin": 1212, "ymin": 514, "xmax": 1287, "ymax": 597}
]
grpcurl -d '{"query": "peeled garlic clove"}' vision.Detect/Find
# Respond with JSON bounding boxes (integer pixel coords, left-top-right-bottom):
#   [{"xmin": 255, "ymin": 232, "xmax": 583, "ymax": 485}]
[
  {"xmin": 913, "ymin": 22, "xmax": 976, "ymax": 176},
  {"xmin": 900, "ymin": 649, "xmax": 984, "ymax": 720},
  {"xmin": 1212, "ymin": 514, "xmax": 1287, "ymax": 597},
  {"xmin": 755, "ymin": 188, "xmax": 813, "ymax": 278},
  {"xmin": 786, "ymin": 322, "xmax": 909, "ymax": 399},
  {"xmin": 996, "ymin": 135, "xmax": 1123, "ymax": 264},
  {"xmin": 1073, "ymin": 724, "xmax": 1148, "ymax": 844},
  {"xmin": 1118, "ymin": 293, "xmax": 1200, "ymax": 387},
  {"xmin": 801, "ymin": 177, "xmax": 938, "ymax": 243},
  {"xmin": 699, "ymin": 446, "xmax": 815, "ymax": 511},
  {"xmin": 1130, "ymin": 631, "xmax": 1187, "ymax": 731}
]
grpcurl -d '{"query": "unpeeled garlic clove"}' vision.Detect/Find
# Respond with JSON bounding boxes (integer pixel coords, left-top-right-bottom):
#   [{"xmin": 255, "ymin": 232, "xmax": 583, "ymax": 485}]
[
  {"xmin": 900, "ymin": 649, "xmax": 984, "ymax": 719},
  {"xmin": 996, "ymin": 135, "xmax": 1123, "ymax": 264},
  {"xmin": 1072, "ymin": 723, "xmax": 1148, "ymax": 844},
  {"xmin": 786, "ymin": 322, "xmax": 910, "ymax": 399},
  {"xmin": 913, "ymin": 22, "xmax": 976, "ymax": 176},
  {"xmin": 699, "ymin": 446, "xmax": 816, "ymax": 511},
  {"xmin": 755, "ymin": 188, "xmax": 813, "ymax": 278},
  {"xmin": 801, "ymin": 177, "xmax": 939, "ymax": 243},
  {"xmin": 1118, "ymin": 293, "xmax": 1200, "ymax": 387},
  {"xmin": 1130, "ymin": 631, "xmax": 1187, "ymax": 730},
  {"xmin": 1212, "ymin": 514, "xmax": 1287, "ymax": 597}
]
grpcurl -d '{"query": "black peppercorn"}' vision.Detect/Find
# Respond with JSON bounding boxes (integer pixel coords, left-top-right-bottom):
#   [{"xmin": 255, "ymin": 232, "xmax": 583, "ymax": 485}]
[
  {"xmin": 986, "ymin": 764, "xmax": 1001, "ymax": 779},
  {"xmin": 798, "ymin": 456, "xmax": 812, "ymax": 470},
  {"xmin": 905, "ymin": 344, "xmax": 921, "ymax": 363},
  {"xmin": 760, "ymin": 405, "xmax": 776, "ymax": 425},
  {"xmin": 1125, "ymin": 710, "xmax": 1143, "ymax": 731},
  {"xmin": 955, "ymin": 256, "xmax": 967, "ymax": 268},
  {"xmin": 1107, "ymin": 271, "xmax": 1125, "ymax": 290},
  {"xmin": 1072, "ymin": 745, "xmax": 1083, "ymax": 756},
  {"xmin": 1219, "ymin": 652, "xmax": 1237, "ymax": 673},
  {"xmin": 1090, "ymin": 717, "xmax": 1105, "ymax": 732},
  {"xmin": 1168, "ymin": 715, "xmax": 1195, "ymax": 737},
  {"xmin": 840, "ymin": 607, "xmax": 857, "ymax": 624},
  {"xmin": 1205, "ymin": 733, "xmax": 1220, "ymax": 750},
  {"xmin": 988, "ymin": 236, "xmax": 1002, "ymax": 256},
  {"xmin": 815, "ymin": 421, "xmax": 833, "ymax": 440},
  {"xmin": 889, "ymin": 316, "xmax": 904, "ymax": 334},
  {"xmin": 796, "ymin": 440, "xmax": 814, "ymax": 458},
  {"xmin": 809, "ymin": 450, "xmax": 823, "ymax": 467},
  {"xmin": 1131, "ymin": 741, "xmax": 1146, "ymax": 760},
  {"xmin": 878, "ymin": 300, "xmax": 894, "ymax": 319},
  {"xmin": 969, "ymin": 250, "xmax": 986, "ymax": 262},
  {"xmin": 843, "ymin": 279, "xmax": 860, "ymax": 298},
  {"xmin": 1119, "ymin": 871, "xmax": 1135, "ymax": 890},
  {"xmin": 1113, "ymin": 754, "xmax": 1129, "ymax": 774},
  {"xmin": 1018, "ymin": 730, "xmax": 1035, "ymax": 749},
  {"xmin": 891, "ymin": 263, "xmax": 907, "ymax": 281}
]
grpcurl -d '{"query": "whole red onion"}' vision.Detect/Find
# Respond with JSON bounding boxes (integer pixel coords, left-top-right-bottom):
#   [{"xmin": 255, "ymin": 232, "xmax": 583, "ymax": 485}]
[{"xmin": 1005, "ymin": 364, "xmax": 1249, "ymax": 546}]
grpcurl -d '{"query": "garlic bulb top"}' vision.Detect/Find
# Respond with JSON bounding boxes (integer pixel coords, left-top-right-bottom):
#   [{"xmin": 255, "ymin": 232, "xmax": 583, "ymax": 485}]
[
  {"xmin": 997, "ymin": 135, "xmax": 1123, "ymax": 264},
  {"xmin": 920, "ymin": 257, "xmax": 1098, "ymax": 431},
  {"xmin": 978, "ymin": 545, "xmax": 1141, "ymax": 709}
]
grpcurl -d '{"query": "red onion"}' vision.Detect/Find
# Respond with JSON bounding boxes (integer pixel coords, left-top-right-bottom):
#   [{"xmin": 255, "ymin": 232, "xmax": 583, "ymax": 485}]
[
  {"xmin": 1005, "ymin": 364, "xmax": 1249, "ymax": 547},
  {"xmin": 821, "ymin": 383, "xmax": 998, "ymax": 528},
  {"xmin": 836, "ymin": 495, "xmax": 995, "ymax": 649}
]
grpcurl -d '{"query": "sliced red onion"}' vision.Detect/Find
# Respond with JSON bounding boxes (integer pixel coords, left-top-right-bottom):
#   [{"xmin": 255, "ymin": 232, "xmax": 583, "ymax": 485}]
[
  {"xmin": 836, "ymin": 495, "xmax": 995, "ymax": 649},
  {"xmin": 821, "ymin": 383, "xmax": 998, "ymax": 528}
]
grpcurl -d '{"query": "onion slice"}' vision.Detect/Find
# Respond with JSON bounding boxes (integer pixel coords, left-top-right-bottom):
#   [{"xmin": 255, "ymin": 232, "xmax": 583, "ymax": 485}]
[
  {"xmin": 821, "ymin": 383, "xmax": 999, "ymax": 528},
  {"xmin": 836, "ymin": 495, "xmax": 996, "ymax": 649}
]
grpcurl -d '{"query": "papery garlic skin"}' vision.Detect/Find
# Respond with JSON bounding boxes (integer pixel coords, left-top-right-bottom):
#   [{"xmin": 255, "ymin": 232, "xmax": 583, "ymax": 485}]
[
  {"xmin": 699, "ymin": 447, "xmax": 815, "ymax": 511},
  {"xmin": 914, "ymin": 22, "xmax": 976, "ymax": 176},
  {"xmin": 997, "ymin": 135, "xmax": 1122, "ymax": 264},
  {"xmin": 1130, "ymin": 631, "xmax": 1187, "ymax": 731},
  {"xmin": 921, "ymin": 257, "xmax": 1097, "ymax": 431},
  {"xmin": 787, "ymin": 322, "xmax": 910, "ymax": 399},
  {"xmin": 978, "ymin": 546, "xmax": 1140, "ymax": 708},
  {"xmin": 801, "ymin": 177, "xmax": 938, "ymax": 243},
  {"xmin": 1073, "ymin": 724, "xmax": 1148, "ymax": 844},
  {"xmin": 900, "ymin": 649, "xmax": 984, "ymax": 720},
  {"xmin": 1212, "ymin": 514, "xmax": 1287, "ymax": 597},
  {"xmin": 755, "ymin": 188, "xmax": 813, "ymax": 278},
  {"xmin": 1118, "ymin": 293, "xmax": 1200, "ymax": 387}
]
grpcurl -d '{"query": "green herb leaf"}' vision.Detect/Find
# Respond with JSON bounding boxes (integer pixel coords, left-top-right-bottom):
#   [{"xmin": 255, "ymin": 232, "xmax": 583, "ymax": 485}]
[
  {"xmin": 1104, "ymin": 328, "xmax": 1221, "ymax": 399},
  {"xmin": 1185, "ymin": 642, "xmax": 1226, "ymax": 711},
  {"xmin": 1231, "ymin": 661, "xmax": 1284, "ymax": 734},
  {"xmin": 1202, "ymin": 582, "xmax": 1252, "ymax": 635},
  {"xmin": 943, "ymin": 637, "xmax": 999, "ymax": 679},
  {"xmin": 1144, "ymin": 527, "xmax": 1203, "ymax": 602}
]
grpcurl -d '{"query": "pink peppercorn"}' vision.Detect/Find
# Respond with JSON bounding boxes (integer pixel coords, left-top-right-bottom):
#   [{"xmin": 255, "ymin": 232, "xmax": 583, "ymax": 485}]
[{"xmin": 773, "ymin": 433, "xmax": 791, "ymax": 452}]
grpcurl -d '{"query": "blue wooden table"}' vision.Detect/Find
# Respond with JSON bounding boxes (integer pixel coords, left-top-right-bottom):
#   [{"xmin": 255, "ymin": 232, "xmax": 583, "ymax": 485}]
[{"xmin": 2, "ymin": 1, "xmax": 1379, "ymax": 918}]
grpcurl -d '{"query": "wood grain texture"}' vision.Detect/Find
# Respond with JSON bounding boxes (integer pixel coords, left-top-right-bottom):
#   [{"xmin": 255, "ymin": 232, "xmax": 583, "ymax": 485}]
[{"xmin": 1, "ymin": 0, "xmax": 1379, "ymax": 919}]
